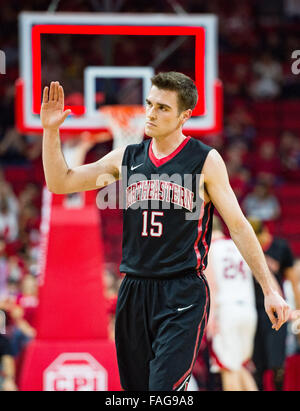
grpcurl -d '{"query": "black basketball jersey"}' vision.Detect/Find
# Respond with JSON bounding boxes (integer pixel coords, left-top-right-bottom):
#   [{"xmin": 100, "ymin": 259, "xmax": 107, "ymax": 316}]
[{"xmin": 119, "ymin": 136, "xmax": 215, "ymax": 278}]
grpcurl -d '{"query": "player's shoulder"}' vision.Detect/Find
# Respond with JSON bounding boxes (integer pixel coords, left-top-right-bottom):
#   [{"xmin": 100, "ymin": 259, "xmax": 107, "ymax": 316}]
[
  {"xmin": 188, "ymin": 136, "xmax": 214, "ymax": 154},
  {"xmin": 185, "ymin": 137, "xmax": 215, "ymax": 171},
  {"xmin": 122, "ymin": 139, "xmax": 149, "ymax": 159},
  {"xmin": 186, "ymin": 138, "xmax": 222, "ymax": 170}
]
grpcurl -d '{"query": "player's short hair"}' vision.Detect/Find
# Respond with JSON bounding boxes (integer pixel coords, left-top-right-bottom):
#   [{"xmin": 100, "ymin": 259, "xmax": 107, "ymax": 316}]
[{"xmin": 151, "ymin": 71, "xmax": 198, "ymax": 113}]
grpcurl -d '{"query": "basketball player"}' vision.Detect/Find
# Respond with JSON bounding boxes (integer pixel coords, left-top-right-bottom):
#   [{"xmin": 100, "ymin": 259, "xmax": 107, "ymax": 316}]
[
  {"xmin": 206, "ymin": 216, "xmax": 258, "ymax": 391},
  {"xmin": 41, "ymin": 73, "xmax": 291, "ymax": 391}
]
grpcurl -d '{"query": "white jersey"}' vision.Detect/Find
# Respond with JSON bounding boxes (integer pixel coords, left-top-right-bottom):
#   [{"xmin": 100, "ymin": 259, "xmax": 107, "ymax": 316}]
[
  {"xmin": 209, "ymin": 237, "xmax": 257, "ymax": 371},
  {"xmin": 209, "ymin": 237, "xmax": 255, "ymax": 307}
]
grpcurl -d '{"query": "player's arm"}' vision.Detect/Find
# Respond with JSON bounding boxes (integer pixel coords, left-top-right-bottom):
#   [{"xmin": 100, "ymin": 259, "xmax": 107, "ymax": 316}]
[
  {"xmin": 41, "ymin": 81, "xmax": 125, "ymax": 194},
  {"xmin": 203, "ymin": 149, "xmax": 291, "ymax": 331}
]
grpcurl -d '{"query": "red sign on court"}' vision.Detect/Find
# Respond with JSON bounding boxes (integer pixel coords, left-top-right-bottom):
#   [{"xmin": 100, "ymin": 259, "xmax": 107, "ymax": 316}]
[{"xmin": 44, "ymin": 353, "xmax": 108, "ymax": 391}]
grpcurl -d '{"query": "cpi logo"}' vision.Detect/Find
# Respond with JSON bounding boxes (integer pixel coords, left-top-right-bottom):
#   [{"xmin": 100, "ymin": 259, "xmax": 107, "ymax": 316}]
[{"xmin": 44, "ymin": 353, "xmax": 108, "ymax": 391}]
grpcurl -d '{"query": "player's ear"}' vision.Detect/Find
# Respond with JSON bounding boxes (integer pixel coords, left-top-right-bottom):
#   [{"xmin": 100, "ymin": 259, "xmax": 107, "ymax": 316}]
[{"xmin": 180, "ymin": 109, "xmax": 192, "ymax": 124}]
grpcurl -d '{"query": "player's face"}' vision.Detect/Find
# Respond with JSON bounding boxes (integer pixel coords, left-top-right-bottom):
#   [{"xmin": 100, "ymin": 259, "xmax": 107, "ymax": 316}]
[{"xmin": 145, "ymin": 86, "xmax": 190, "ymax": 138}]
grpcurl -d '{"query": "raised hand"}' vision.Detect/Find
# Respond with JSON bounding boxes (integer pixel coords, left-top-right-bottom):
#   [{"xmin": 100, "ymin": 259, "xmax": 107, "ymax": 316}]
[{"xmin": 40, "ymin": 81, "xmax": 71, "ymax": 130}]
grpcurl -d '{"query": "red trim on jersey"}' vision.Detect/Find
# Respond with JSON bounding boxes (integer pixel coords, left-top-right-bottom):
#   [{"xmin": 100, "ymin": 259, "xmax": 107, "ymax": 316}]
[
  {"xmin": 148, "ymin": 136, "xmax": 191, "ymax": 167},
  {"xmin": 209, "ymin": 346, "xmax": 230, "ymax": 371},
  {"xmin": 172, "ymin": 275, "xmax": 209, "ymax": 390},
  {"xmin": 193, "ymin": 201, "xmax": 205, "ymax": 270},
  {"xmin": 242, "ymin": 358, "xmax": 252, "ymax": 368},
  {"xmin": 200, "ymin": 202, "xmax": 212, "ymax": 271}
]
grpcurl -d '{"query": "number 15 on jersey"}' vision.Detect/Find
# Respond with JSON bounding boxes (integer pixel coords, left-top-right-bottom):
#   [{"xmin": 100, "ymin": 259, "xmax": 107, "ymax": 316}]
[{"xmin": 141, "ymin": 211, "xmax": 164, "ymax": 238}]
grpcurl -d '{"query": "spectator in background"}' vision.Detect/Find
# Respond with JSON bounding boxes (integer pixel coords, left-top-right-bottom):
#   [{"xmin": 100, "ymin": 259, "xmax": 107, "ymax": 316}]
[
  {"xmin": 5, "ymin": 279, "xmax": 20, "ymax": 299},
  {"xmin": 0, "ymin": 180, "xmax": 19, "ymax": 217},
  {"xmin": 18, "ymin": 203, "xmax": 39, "ymax": 238},
  {"xmin": 18, "ymin": 183, "xmax": 40, "ymax": 210},
  {"xmin": 223, "ymin": 63, "xmax": 252, "ymax": 99},
  {"xmin": 224, "ymin": 143, "xmax": 251, "ymax": 201},
  {"xmin": 284, "ymin": 0, "xmax": 300, "ymax": 18},
  {"xmin": 0, "ymin": 335, "xmax": 17, "ymax": 391},
  {"xmin": 7, "ymin": 255, "xmax": 25, "ymax": 284},
  {"xmin": 249, "ymin": 219, "xmax": 300, "ymax": 391},
  {"xmin": 0, "ymin": 180, "xmax": 19, "ymax": 245},
  {"xmin": 279, "ymin": 130, "xmax": 300, "ymax": 180},
  {"xmin": 0, "ymin": 240, "xmax": 8, "ymax": 298},
  {"xmin": 0, "ymin": 197, "xmax": 19, "ymax": 244},
  {"xmin": 243, "ymin": 181, "xmax": 281, "ymax": 222},
  {"xmin": 250, "ymin": 52, "xmax": 283, "ymax": 99},
  {"xmin": 206, "ymin": 133, "xmax": 224, "ymax": 153},
  {"xmin": 225, "ymin": 104, "xmax": 256, "ymax": 148},
  {"xmin": 262, "ymin": 31, "xmax": 284, "ymax": 61},
  {"xmin": 0, "ymin": 128, "xmax": 27, "ymax": 166},
  {"xmin": 25, "ymin": 134, "xmax": 42, "ymax": 163},
  {"xmin": 229, "ymin": 168, "xmax": 251, "ymax": 202},
  {"xmin": 224, "ymin": 142, "xmax": 247, "ymax": 177},
  {"xmin": 250, "ymin": 72, "xmax": 281, "ymax": 100},
  {"xmin": 252, "ymin": 139, "xmax": 281, "ymax": 184},
  {"xmin": 15, "ymin": 184, "xmax": 41, "ymax": 256},
  {"xmin": 219, "ymin": 1, "xmax": 255, "ymax": 52},
  {"xmin": 25, "ymin": 228, "xmax": 41, "ymax": 276},
  {"xmin": 9, "ymin": 274, "xmax": 38, "ymax": 357}
]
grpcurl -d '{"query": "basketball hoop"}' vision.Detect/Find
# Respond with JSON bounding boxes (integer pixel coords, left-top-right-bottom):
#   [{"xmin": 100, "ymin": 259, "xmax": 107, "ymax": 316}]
[{"xmin": 100, "ymin": 105, "xmax": 145, "ymax": 149}]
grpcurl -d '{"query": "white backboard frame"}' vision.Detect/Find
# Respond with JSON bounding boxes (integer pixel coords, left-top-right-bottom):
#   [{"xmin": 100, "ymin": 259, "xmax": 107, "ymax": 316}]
[{"xmin": 18, "ymin": 12, "xmax": 219, "ymax": 134}]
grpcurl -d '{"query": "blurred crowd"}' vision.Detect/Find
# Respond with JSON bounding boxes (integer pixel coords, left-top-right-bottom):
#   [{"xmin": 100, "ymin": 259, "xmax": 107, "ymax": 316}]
[{"xmin": 0, "ymin": 0, "xmax": 300, "ymax": 391}]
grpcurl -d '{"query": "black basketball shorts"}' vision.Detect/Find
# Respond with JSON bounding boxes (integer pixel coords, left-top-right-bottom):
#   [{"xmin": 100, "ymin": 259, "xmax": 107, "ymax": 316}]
[
  {"xmin": 115, "ymin": 271, "xmax": 210, "ymax": 391},
  {"xmin": 253, "ymin": 307, "xmax": 288, "ymax": 371}
]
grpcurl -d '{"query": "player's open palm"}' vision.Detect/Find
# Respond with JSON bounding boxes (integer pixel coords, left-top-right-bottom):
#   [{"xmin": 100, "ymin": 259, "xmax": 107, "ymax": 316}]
[{"xmin": 40, "ymin": 81, "xmax": 71, "ymax": 130}]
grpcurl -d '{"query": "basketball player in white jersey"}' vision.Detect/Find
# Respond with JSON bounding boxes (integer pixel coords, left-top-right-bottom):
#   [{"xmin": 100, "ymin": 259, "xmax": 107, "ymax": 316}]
[{"xmin": 206, "ymin": 216, "xmax": 258, "ymax": 391}]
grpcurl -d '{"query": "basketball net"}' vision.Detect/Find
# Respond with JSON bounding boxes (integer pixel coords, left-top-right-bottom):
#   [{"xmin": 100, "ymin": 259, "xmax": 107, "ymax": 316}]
[{"xmin": 100, "ymin": 105, "xmax": 146, "ymax": 149}]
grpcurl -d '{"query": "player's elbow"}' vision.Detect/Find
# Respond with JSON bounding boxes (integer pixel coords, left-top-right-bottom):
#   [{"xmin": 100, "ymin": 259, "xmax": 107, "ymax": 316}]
[
  {"xmin": 46, "ymin": 179, "xmax": 69, "ymax": 195},
  {"xmin": 228, "ymin": 214, "xmax": 249, "ymax": 237},
  {"xmin": 46, "ymin": 169, "xmax": 73, "ymax": 194},
  {"xmin": 47, "ymin": 184, "xmax": 65, "ymax": 195}
]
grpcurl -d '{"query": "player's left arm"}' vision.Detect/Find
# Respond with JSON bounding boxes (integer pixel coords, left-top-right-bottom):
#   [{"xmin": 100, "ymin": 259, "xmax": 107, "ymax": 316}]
[{"xmin": 203, "ymin": 149, "xmax": 291, "ymax": 331}]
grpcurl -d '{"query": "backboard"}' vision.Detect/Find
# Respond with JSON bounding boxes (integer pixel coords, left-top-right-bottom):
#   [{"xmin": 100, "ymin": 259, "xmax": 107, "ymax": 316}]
[{"xmin": 16, "ymin": 13, "xmax": 222, "ymax": 137}]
